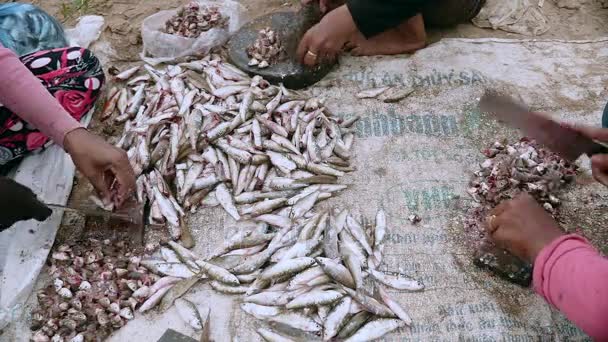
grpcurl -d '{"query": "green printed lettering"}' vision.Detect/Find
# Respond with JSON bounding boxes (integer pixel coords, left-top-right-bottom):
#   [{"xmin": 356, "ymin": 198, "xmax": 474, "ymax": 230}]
[
  {"xmin": 421, "ymin": 187, "xmax": 442, "ymax": 210},
  {"xmin": 407, "ymin": 115, "xmax": 424, "ymax": 134},
  {"xmin": 403, "ymin": 189, "xmax": 420, "ymax": 211},
  {"xmin": 440, "ymin": 115, "xmax": 458, "ymax": 136}
]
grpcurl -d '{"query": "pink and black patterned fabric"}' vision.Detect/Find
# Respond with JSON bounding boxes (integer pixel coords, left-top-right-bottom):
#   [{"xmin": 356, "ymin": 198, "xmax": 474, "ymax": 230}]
[{"xmin": 0, "ymin": 46, "xmax": 104, "ymax": 165}]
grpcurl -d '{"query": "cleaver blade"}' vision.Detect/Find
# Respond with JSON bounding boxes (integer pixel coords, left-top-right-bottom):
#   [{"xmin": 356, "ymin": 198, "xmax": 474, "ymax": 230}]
[{"xmin": 478, "ymin": 91, "xmax": 608, "ymax": 162}]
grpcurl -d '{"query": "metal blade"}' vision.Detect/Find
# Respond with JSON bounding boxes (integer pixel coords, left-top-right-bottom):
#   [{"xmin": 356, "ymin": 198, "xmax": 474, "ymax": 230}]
[
  {"xmin": 478, "ymin": 91, "xmax": 598, "ymax": 162},
  {"xmin": 47, "ymin": 199, "xmax": 145, "ymax": 245}
]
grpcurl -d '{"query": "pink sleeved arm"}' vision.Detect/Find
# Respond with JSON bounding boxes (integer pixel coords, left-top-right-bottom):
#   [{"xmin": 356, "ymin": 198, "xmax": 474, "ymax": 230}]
[
  {"xmin": 533, "ymin": 234, "xmax": 608, "ymax": 340},
  {"xmin": 0, "ymin": 45, "xmax": 82, "ymax": 147}
]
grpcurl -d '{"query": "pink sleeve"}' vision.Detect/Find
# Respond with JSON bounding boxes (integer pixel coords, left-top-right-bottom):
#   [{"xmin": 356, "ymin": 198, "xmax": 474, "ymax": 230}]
[
  {"xmin": 0, "ymin": 45, "xmax": 82, "ymax": 147},
  {"xmin": 533, "ymin": 234, "xmax": 608, "ymax": 340}
]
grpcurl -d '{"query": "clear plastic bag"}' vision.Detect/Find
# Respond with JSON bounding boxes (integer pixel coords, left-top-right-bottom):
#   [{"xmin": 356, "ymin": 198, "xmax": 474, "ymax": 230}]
[
  {"xmin": 0, "ymin": 3, "xmax": 67, "ymax": 56},
  {"xmin": 472, "ymin": 0, "xmax": 549, "ymax": 36},
  {"xmin": 141, "ymin": 0, "xmax": 247, "ymax": 65}
]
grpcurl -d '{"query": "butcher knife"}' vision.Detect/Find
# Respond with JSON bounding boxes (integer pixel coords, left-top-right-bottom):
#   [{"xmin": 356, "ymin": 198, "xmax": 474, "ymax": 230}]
[
  {"xmin": 478, "ymin": 91, "xmax": 608, "ymax": 162},
  {"xmin": 46, "ymin": 199, "xmax": 145, "ymax": 245}
]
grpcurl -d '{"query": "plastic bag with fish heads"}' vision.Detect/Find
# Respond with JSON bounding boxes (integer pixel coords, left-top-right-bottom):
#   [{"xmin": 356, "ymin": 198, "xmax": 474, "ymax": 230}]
[
  {"xmin": 0, "ymin": 3, "xmax": 67, "ymax": 56},
  {"xmin": 141, "ymin": 0, "xmax": 247, "ymax": 65}
]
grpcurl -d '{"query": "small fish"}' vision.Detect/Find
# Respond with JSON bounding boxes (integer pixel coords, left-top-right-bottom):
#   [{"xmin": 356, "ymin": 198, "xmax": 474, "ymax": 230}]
[
  {"xmin": 374, "ymin": 209, "xmax": 387, "ymax": 248},
  {"xmin": 268, "ymin": 313, "xmax": 322, "ymax": 333},
  {"xmin": 141, "ymin": 260, "xmax": 196, "ymax": 278},
  {"xmin": 254, "ymin": 214, "xmax": 292, "ymax": 229},
  {"xmin": 343, "ymin": 318, "xmax": 405, "ymax": 342},
  {"xmin": 139, "ymin": 284, "xmax": 174, "ymax": 313},
  {"xmin": 241, "ymin": 303, "xmax": 281, "ymax": 319},
  {"xmin": 377, "ymin": 286, "xmax": 412, "ymax": 325},
  {"xmin": 127, "ymin": 83, "xmax": 146, "ymax": 115},
  {"xmin": 286, "ymin": 266, "xmax": 325, "ymax": 290},
  {"xmin": 338, "ymin": 311, "xmax": 371, "ymax": 339},
  {"xmin": 159, "ymin": 276, "xmax": 201, "ymax": 312},
  {"xmin": 316, "ymin": 257, "xmax": 355, "ymax": 289},
  {"xmin": 175, "ymin": 298, "xmax": 203, "ymax": 330},
  {"xmin": 260, "ymin": 257, "xmax": 315, "ymax": 280},
  {"xmin": 209, "ymin": 281, "xmax": 249, "ymax": 294},
  {"xmin": 343, "ymin": 251, "xmax": 363, "ymax": 289},
  {"xmin": 215, "ymin": 183, "xmax": 241, "ymax": 220},
  {"xmin": 355, "ymin": 87, "xmax": 390, "ymax": 99},
  {"xmin": 346, "ymin": 215, "xmax": 373, "ymax": 255},
  {"xmin": 290, "ymin": 191, "xmax": 319, "ymax": 219},
  {"xmin": 114, "ymin": 65, "xmax": 140, "ymax": 80},
  {"xmin": 323, "ymin": 296, "xmax": 352, "ymax": 341},
  {"xmin": 257, "ymin": 328, "xmax": 295, "ymax": 342},
  {"xmin": 148, "ymin": 276, "xmax": 181, "ymax": 295},
  {"xmin": 285, "ymin": 289, "xmax": 343, "ymax": 309},
  {"xmin": 160, "ymin": 247, "xmax": 181, "ymax": 263},
  {"xmin": 101, "ymin": 87, "xmax": 120, "ymax": 120},
  {"xmin": 368, "ymin": 269, "xmax": 424, "ymax": 291},
  {"xmin": 340, "ymin": 286, "xmax": 395, "ymax": 318},
  {"xmin": 195, "ymin": 259, "xmax": 240, "ymax": 285},
  {"xmin": 241, "ymin": 198, "xmax": 287, "ymax": 216},
  {"xmin": 266, "ymin": 152, "xmax": 297, "ymax": 174},
  {"xmin": 212, "ymin": 85, "xmax": 248, "ymax": 98},
  {"xmin": 381, "ymin": 86, "xmax": 414, "ymax": 103}
]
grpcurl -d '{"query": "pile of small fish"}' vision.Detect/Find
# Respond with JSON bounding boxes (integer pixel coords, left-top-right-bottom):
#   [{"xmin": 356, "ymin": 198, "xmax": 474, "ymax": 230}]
[
  {"xmin": 138, "ymin": 210, "xmax": 423, "ymax": 341},
  {"xmin": 464, "ymin": 139, "xmax": 577, "ymax": 242},
  {"xmin": 163, "ymin": 2, "xmax": 228, "ymax": 38},
  {"xmin": 99, "ymin": 55, "xmax": 423, "ymax": 341},
  {"xmin": 355, "ymin": 86, "xmax": 415, "ymax": 103},
  {"xmin": 247, "ymin": 27, "xmax": 283, "ymax": 69},
  {"xmin": 103, "ymin": 54, "xmax": 358, "ymax": 245},
  {"xmin": 31, "ymin": 239, "xmax": 165, "ymax": 342}
]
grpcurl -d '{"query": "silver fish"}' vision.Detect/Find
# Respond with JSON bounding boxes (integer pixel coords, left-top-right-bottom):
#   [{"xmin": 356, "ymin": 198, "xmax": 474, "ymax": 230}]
[
  {"xmin": 323, "ymin": 296, "xmax": 352, "ymax": 341},
  {"xmin": 316, "ymin": 257, "xmax": 355, "ymax": 289},
  {"xmin": 257, "ymin": 328, "xmax": 295, "ymax": 342},
  {"xmin": 215, "ymin": 183, "xmax": 241, "ymax": 220},
  {"xmin": 240, "ymin": 303, "xmax": 281, "ymax": 319},
  {"xmin": 377, "ymin": 286, "xmax": 412, "ymax": 325},
  {"xmin": 268, "ymin": 313, "xmax": 322, "ymax": 333},
  {"xmin": 260, "ymin": 257, "xmax": 315, "ymax": 280},
  {"xmin": 340, "ymin": 286, "xmax": 395, "ymax": 318},
  {"xmin": 355, "ymin": 87, "xmax": 390, "ymax": 99},
  {"xmin": 338, "ymin": 311, "xmax": 371, "ymax": 339},
  {"xmin": 368, "ymin": 270, "xmax": 424, "ymax": 291},
  {"xmin": 285, "ymin": 289, "xmax": 343, "ymax": 309},
  {"xmin": 344, "ymin": 318, "xmax": 405, "ymax": 342},
  {"xmin": 209, "ymin": 281, "xmax": 249, "ymax": 294},
  {"xmin": 346, "ymin": 215, "xmax": 373, "ymax": 255},
  {"xmin": 114, "ymin": 65, "xmax": 141, "ymax": 80},
  {"xmin": 195, "ymin": 260, "xmax": 240, "ymax": 285},
  {"xmin": 175, "ymin": 298, "xmax": 203, "ymax": 330},
  {"xmin": 139, "ymin": 284, "xmax": 174, "ymax": 313}
]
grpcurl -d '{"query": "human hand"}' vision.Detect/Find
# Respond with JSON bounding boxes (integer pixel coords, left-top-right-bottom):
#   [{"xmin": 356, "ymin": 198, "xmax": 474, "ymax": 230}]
[
  {"xmin": 297, "ymin": 5, "xmax": 358, "ymax": 66},
  {"xmin": 486, "ymin": 193, "xmax": 564, "ymax": 263},
  {"xmin": 0, "ymin": 177, "xmax": 52, "ymax": 230},
  {"xmin": 566, "ymin": 124, "xmax": 608, "ymax": 186},
  {"xmin": 64, "ymin": 128, "xmax": 135, "ymax": 208}
]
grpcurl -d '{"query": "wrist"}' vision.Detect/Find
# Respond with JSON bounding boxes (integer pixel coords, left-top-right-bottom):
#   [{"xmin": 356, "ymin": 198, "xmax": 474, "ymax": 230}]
[
  {"xmin": 529, "ymin": 228, "xmax": 564, "ymax": 262},
  {"xmin": 63, "ymin": 127, "xmax": 88, "ymax": 154}
]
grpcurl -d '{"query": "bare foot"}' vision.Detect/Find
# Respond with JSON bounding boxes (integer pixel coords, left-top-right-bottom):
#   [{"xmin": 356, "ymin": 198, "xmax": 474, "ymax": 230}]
[{"xmin": 346, "ymin": 14, "xmax": 426, "ymax": 56}]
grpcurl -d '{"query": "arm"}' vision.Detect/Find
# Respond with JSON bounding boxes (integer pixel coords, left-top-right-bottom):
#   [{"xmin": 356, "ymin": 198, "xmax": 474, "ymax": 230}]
[
  {"xmin": 346, "ymin": 0, "xmax": 425, "ymax": 38},
  {"xmin": 534, "ymin": 234, "xmax": 608, "ymax": 340},
  {"xmin": 0, "ymin": 45, "xmax": 82, "ymax": 147}
]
